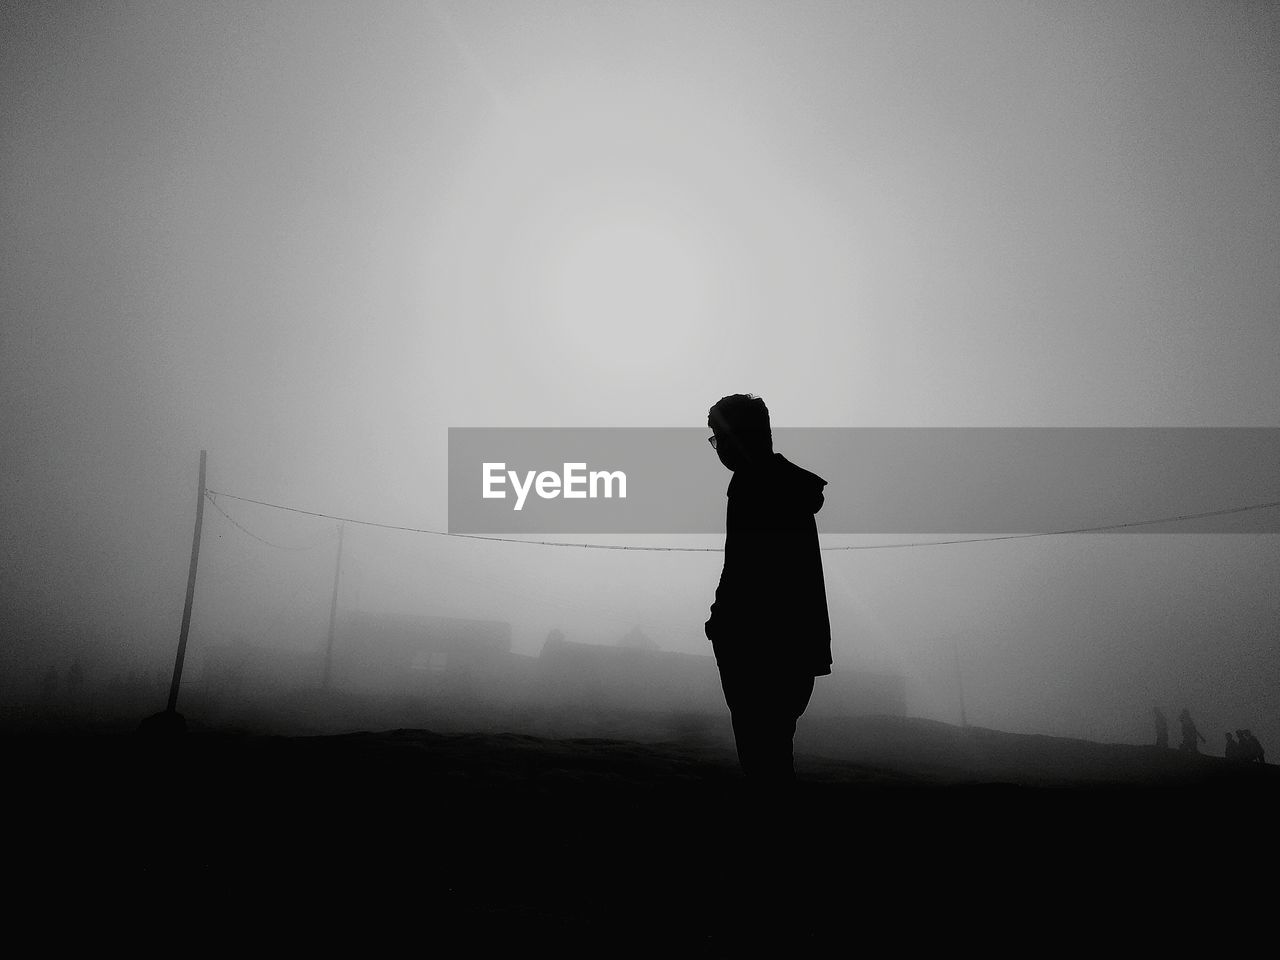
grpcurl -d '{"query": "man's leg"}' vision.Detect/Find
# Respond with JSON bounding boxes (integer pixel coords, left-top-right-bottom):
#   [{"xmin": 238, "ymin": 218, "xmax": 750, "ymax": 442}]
[
  {"xmin": 719, "ymin": 661, "xmax": 815, "ymax": 782},
  {"xmin": 766, "ymin": 672, "xmax": 815, "ymax": 780},
  {"xmin": 719, "ymin": 659, "xmax": 762, "ymax": 776}
]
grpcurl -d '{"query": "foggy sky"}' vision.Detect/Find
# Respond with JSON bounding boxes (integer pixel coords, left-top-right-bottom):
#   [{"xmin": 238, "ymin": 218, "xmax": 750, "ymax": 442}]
[{"xmin": 2, "ymin": 2, "xmax": 1278, "ymax": 748}]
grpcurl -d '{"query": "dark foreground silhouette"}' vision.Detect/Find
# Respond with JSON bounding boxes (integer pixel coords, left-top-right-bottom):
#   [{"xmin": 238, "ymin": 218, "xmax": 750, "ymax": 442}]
[
  {"xmin": 706, "ymin": 394, "xmax": 832, "ymax": 783},
  {"xmin": 7, "ymin": 712, "xmax": 1276, "ymax": 947}
]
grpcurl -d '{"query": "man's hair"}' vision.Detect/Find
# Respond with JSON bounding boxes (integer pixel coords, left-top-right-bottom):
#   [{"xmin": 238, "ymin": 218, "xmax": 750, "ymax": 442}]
[{"xmin": 708, "ymin": 394, "xmax": 772, "ymax": 453}]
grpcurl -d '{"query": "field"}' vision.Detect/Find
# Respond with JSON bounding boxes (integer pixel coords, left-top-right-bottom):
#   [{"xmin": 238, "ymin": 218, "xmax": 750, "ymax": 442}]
[{"xmin": 8, "ymin": 705, "xmax": 1274, "ymax": 947}]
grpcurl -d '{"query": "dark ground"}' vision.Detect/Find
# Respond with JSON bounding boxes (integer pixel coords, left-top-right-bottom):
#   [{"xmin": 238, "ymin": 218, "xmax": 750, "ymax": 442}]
[{"xmin": 7, "ymin": 707, "xmax": 1277, "ymax": 947}]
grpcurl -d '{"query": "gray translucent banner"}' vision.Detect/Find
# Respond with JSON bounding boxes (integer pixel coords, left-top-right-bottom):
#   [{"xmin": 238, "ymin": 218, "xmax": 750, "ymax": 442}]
[{"xmin": 448, "ymin": 428, "xmax": 1280, "ymax": 534}]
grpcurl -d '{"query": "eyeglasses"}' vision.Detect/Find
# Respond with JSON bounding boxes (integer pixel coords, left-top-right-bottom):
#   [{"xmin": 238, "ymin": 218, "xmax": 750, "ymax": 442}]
[{"xmin": 707, "ymin": 436, "xmax": 718, "ymax": 449}]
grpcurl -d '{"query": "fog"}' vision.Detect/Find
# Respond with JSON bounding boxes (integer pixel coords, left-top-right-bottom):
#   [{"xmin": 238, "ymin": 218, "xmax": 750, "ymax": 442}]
[{"xmin": 3, "ymin": 2, "xmax": 1278, "ymax": 754}]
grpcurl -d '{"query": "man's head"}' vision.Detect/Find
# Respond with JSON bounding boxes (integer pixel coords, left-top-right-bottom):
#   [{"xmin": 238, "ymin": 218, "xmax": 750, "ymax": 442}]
[{"xmin": 708, "ymin": 394, "xmax": 772, "ymax": 472}]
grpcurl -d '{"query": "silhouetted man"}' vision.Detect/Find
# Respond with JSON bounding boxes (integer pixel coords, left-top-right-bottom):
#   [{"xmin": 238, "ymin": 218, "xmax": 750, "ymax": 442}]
[
  {"xmin": 1178, "ymin": 708, "xmax": 1205, "ymax": 754},
  {"xmin": 704, "ymin": 394, "xmax": 832, "ymax": 784},
  {"xmin": 1225, "ymin": 732, "xmax": 1240, "ymax": 760},
  {"xmin": 1153, "ymin": 705, "xmax": 1168, "ymax": 749}
]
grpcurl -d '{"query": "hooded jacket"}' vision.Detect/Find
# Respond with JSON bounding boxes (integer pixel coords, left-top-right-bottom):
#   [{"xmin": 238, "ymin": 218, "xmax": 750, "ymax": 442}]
[{"xmin": 705, "ymin": 452, "xmax": 833, "ymax": 676}]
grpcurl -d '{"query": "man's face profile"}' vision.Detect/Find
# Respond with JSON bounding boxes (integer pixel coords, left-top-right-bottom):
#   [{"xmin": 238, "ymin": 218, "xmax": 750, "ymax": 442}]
[{"xmin": 708, "ymin": 414, "xmax": 747, "ymax": 473}]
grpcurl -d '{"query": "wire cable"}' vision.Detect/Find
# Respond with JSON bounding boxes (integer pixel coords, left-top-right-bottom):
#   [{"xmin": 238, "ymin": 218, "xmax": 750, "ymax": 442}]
[
  {"xmin": 204, "ymin": 489, "xmax": 1280, "ymax": 552},
  {"xmin": 205, "ymin": 493, "xmax": 337, "ymax": 551},
  {"xmin": 823, "ymin": 498, "xmax": 1280, "ymax": 550}
]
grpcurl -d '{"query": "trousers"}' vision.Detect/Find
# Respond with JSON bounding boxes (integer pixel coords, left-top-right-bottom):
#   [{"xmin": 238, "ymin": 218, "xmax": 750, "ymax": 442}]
[{"xmin": 716, "ymin": 658, "xmax": 816, "ymax": 781}]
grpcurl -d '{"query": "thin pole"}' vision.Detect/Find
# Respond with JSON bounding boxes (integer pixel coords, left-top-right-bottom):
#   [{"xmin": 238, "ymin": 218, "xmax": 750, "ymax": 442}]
[
  {"xmin": 167, "ymin": 450, "xmax": 206, "ymax": 714},
  {"xmin": 322, "ymin": 521, "xmax": 344, "ymax": 689},
  {"xmin": 953, "ymin": 640, "xmax": 968, "ymax": 728}
]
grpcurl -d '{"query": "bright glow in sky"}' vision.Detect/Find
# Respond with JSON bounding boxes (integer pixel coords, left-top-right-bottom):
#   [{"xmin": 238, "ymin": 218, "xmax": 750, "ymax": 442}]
[{"xmin": 426, "ymin": 70, "xmax": 788, "ymax": 390}]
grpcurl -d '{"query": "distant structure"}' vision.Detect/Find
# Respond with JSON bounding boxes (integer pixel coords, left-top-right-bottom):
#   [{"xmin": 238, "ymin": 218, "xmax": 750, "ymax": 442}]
[
  {"xmin": 537, "ymin": 635, "xmax": 721, "ymax": 713},
  {"xmin": 200, "ymin": 635, "xmax": 310, "ymax": 699},
  {"xmin": 537, "ymin": 635, "xmax": 906, "ymax": 718},
  {"xmin": 198, "ymin": 613, "xmax": 908, "ymax": 720},
  {"xmin": 617, "ymin": 625, "xmax": 658, "ymax": 652},
  {"xmin": 332, "ymin": 611, "xmax": 521, "ymax": 700}
]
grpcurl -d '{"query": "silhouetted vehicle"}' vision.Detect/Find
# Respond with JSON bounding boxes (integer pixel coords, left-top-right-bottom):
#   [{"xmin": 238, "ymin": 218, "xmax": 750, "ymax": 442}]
[
  {"xmin": 704, "ymin": 394, "xmax": 832, "ymax": 784},
  {"xmin": 1152, "ymin": 706, "xmax": 1169, "ymax": 749},
  {"xmin": 1177, "ymin": 708, "xmax": 1205, "ymax": 754}
]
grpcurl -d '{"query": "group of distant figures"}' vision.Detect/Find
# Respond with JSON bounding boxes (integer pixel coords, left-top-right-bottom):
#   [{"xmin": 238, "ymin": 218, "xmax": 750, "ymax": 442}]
[
  {"xmin": 1152, "ymin": 706, "xmax": 1266, "ymax": 763},
  {"xmin": 1224, "ymin": 729, "xmax": 1266, "ymax": 763}
]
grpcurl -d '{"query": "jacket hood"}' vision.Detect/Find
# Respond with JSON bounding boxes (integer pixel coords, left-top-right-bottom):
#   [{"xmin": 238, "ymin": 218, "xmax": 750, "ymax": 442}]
[
  {"xmin": 730, "ymin": 453, "xmax": 827, "ymax": 514},
  {"xmin": 773, "ymin": 453, "xmax": 828, "ymax": 514}
]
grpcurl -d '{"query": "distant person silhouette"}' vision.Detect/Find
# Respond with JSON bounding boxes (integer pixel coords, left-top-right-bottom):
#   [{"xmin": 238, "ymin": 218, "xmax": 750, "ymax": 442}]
[
  {"xmin": 1152, "ymin": 706, "xmax": 1169, "ymax": 749},
  {"xmin": 1225, "ymin": 732, "xmax": 1240, "ymax": 760},
  {"xmin": 1234, "ymin": 729, "xmax": 1249, "ymax": 760},
  {"xmin": 1237, "ymin": 729, "xmax": 1265, "ymax": 764},
  {"xmin": 704, "ymin": 394, "xmax": 832, "ymax": 785},
  {"xmin": 1178, "ymin": 708, "xmax": 1205, "ymax": 754}
]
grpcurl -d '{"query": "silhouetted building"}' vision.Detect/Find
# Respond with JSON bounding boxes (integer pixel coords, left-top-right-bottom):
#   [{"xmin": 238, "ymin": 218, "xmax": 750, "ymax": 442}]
[
  {"xmin": 333, "ymin": 611, "xmax": 528, "ymax": 701},
  {"xmin": 535, "ymin": 636, "xmax": 905, "ymax": 718},
  {"xmin": 617, "ymin": 625, "xmax": 658, "ymax": 652},
  {"xmin": 537, "ymin": 636, "xmax": 721, "ymax": 712},
  {"xmin": 200, "ymin": 636, "xmax": 322, "ymax": 697}
]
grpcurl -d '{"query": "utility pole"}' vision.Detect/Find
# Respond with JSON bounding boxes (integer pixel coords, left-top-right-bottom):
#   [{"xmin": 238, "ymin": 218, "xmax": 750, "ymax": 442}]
[
  {"xmin": 321, "ymin": 521, "xmax": 344, "ymax": 690},
  {"xmin": 166, "ymin": 450, "xmax": 206, "ymax": 716},
  {"xmin": 953, "ymin": 640, "xmax": 968, "ymax": 728}
]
